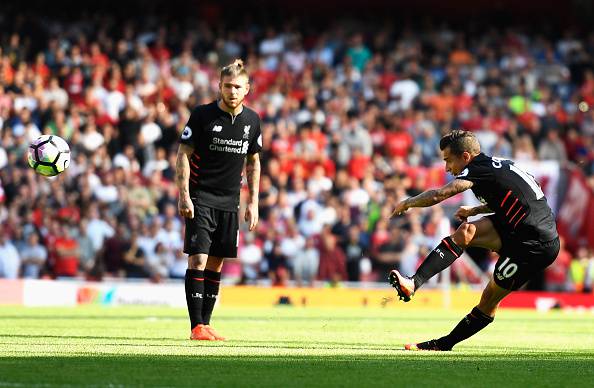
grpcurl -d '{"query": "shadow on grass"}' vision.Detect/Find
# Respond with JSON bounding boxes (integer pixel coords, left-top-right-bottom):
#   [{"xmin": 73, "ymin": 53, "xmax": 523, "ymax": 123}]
[
  {"xmin": 0, "ymin": 334, "xmax": 405, "ymax": 351},
  {"xmin": 5, "ymin": 334, "xmax": 594, "ymax": 354},
  {"xmin": 0, "ymin": 314, "xmax": 186, "ymax": 321},
  {"xmin": 0, "ymin": 314, "xmax": 457, "ymax": 322},
  {"xmin": 1, "ymin": 354, "xmax": 593, "ymax": 388},
  {"xmin": 0, "ymin": 334, "xmax": 180, "ymax": 341}
]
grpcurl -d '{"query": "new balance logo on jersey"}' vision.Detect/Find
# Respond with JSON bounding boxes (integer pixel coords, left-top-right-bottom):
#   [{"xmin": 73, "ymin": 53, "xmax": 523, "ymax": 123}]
[{"xmin": 212, "ymin": 125, "xmax": 222, "ymax": 132}]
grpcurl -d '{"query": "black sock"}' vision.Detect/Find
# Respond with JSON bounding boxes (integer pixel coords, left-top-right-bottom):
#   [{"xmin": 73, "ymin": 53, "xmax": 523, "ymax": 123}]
[
  {"xmin": 185, "ymin": 269, "xmax": 204, "ymax": 330},
  {"xmin": 436, "ymin": 307, "xmax": 494, "ymax": 350},
  {"xmin": 203, "ymin": 269, "xmax": 221, "ymax": 325},
  {"xmin": 412, "ymin": 236, "xmax": 464, "ymax": 289}
]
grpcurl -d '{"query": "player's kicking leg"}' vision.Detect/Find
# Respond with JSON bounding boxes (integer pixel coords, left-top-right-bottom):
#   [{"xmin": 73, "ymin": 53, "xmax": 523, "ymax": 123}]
[
  {"xmin": 405, "ymin": 235, "xmax": 559, "ymax": 351},
  {"xmin": 389, "ymin": 217, "xmax": 500, "ymax": 301},
  {"xmin": 398, "ymin": 217, "xmax": 506, "ymax": 350},
  {"xmin": 405, "ymin": 278, "xmax": 511, "ymax": 351}
]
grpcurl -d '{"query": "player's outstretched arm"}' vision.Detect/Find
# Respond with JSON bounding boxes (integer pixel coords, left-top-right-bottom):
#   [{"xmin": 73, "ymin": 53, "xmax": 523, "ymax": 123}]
[
  {"xmin": 176, "ymin": 143, "xmax": 195, "ymax": 219},
  {"xmin": 454, "ymin": 204, "xmax": 492, "ymax": 221},
  {"xmin": 245, "ymin": 152, "xmax": 260, "ymax": 231},
  {"xmin": 391, "ymin": 179, "xmax": 474, "ymax": 217}
]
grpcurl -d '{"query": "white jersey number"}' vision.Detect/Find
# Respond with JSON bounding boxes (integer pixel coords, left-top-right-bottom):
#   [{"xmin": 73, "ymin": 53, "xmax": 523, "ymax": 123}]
[
  {"xmin": 509, "ymin": 164, "xmax": 544, "ymax": 200},
  {"xmin": 498, "ymin": 257, "xmax": 518, "ymax": 278},
  {"xmin": 492, "ymin": 158, "xmax": 544, "ymax": 200}
]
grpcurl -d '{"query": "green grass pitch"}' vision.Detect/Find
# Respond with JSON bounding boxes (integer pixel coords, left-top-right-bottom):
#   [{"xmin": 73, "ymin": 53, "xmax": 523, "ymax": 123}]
[{"xmin": 1, "ymin": 305, "xmax": 593, "ymax": 387}]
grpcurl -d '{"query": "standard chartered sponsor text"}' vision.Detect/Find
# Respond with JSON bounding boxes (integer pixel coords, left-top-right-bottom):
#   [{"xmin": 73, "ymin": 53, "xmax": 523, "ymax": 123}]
[
  {"xmin": 209, "ymin": 137, "xmax": 248, "ymax": 153},
  {"xmin": 213, "ymin": 137, "xmax": 243, "ymax": 146}
]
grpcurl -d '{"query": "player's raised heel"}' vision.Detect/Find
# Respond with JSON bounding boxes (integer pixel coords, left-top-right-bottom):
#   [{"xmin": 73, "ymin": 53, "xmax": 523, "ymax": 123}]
[{"xmin": 388, "ymin": 270, "xmax": 415, "ymax": 302}]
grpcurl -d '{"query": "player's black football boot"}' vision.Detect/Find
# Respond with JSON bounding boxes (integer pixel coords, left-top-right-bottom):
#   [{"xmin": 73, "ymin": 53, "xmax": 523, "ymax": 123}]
[
  {"xmin": 404, "ymin": 339, "xmax": 451, "ymax": 351},
  {"xmin": 388, "ymin": 269, "xmax": 415, "ymax": 302}
]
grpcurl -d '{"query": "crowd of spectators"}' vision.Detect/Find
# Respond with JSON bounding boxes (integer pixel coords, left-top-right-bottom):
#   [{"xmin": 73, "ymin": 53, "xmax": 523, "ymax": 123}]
[{"xmin": 1, "ymin": 11, "xmax": 594, "ymax": 292}]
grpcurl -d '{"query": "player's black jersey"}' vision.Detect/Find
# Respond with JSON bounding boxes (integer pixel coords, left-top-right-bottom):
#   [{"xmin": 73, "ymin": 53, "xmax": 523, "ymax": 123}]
[
  {"xmin": 456, "ymin": 153, "xmax": 558, "ymax": 242},
  {"xmin": 180, "ymin": 101, "xmax": 262, "ymax": 211}
]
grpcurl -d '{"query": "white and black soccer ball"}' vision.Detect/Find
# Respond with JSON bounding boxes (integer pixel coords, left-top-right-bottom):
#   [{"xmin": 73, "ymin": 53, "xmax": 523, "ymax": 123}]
[{"xmin": 27, "ymin": 135, "xmax": 71, "ymax": 177}]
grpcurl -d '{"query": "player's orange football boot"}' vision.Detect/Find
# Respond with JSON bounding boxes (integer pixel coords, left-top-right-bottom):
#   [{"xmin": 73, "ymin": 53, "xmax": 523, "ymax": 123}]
[
  {"xmin": 404, "ymin": 340, "xmax": 450, "ymax": 351},
  {"xmin": 404, "ymin": 343, "xmax": 421, "ymax": 351},
  {"xmin": 388, "ymin": 269, "xmax": 415, "ymax": 302},
  {"xmin": 204, "ymin": 325, "xmax": 226, "ymax": 341},
  {"xmin": 190, "ymin": 324, "xmax": 216, "ymax": 340}
]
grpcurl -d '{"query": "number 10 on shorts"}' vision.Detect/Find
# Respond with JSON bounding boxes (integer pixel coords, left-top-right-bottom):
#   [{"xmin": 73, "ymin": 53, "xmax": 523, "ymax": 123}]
[{"xmin": 497, "ymin": 257, "xmax": 518, "ymax": 279}]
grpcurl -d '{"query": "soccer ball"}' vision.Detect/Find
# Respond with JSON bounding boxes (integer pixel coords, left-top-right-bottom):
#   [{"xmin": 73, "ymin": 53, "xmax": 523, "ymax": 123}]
[{"xmin": 27, "ymin": 135, "xmax": 71, "ymax": 177}]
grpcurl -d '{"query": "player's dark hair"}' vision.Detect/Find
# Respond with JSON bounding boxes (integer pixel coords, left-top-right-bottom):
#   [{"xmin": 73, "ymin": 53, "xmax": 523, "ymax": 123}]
[
  {"xmin": 439, "ymin": 130, "xmax": 480, "ymax": 156},
  {"xmin": 220, "ymin": 59, "xmax": 249, "ymax": 81}
]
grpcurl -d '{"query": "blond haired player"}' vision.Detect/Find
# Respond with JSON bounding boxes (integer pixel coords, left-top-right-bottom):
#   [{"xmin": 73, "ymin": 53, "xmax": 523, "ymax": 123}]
[{"xmin": 176, "ymin": 59, "xmax": 262, "ymax": 340}]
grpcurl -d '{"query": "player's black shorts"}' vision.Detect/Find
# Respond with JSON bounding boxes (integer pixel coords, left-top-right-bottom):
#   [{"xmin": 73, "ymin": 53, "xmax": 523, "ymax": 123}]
[
  {"xmin": 184, "ymin": 203, "xmax": 239, "ymax": 258},
  {"xmin": 487, "ymin": 215, "xmax": 560, "ymax": 290}
]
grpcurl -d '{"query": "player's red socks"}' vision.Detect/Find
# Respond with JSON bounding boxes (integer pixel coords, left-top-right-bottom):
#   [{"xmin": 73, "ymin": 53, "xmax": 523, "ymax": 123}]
[
  {"xmin": 203, "ymin": 269, "xmax": 221, "ymax": 325},
  {"xmin": 436, "ymin": 307, "xmax": 494, "ymax": 350},
  {"xmin": 185, "ymin": 269, "xmax": 205, "ymax": 329},
  {"xmin": 412, "ymin": 236, "xmax": 464, "ymax": 289}
]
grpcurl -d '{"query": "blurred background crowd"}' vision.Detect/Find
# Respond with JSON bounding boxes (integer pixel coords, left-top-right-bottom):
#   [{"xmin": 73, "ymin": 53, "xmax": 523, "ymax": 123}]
[{"xmin": 0, "ymin": 0, "xmax": 593, "ymax": 292}]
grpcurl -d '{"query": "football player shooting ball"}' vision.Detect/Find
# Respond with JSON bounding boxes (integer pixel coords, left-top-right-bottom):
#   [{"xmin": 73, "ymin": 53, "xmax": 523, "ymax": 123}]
[{"xmin": 389, "ymin": 130, "xmax": 559, "ymax": 351}]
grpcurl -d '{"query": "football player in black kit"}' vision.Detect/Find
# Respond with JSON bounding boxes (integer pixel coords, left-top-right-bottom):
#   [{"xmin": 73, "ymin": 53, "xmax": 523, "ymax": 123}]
[
  {"xmin": 389, "ymin": 130, "xmax": 559, "ymax": 351},
  {"xmin": 176, "ymin": 59, "xmax": 262, "ymax": 341}
]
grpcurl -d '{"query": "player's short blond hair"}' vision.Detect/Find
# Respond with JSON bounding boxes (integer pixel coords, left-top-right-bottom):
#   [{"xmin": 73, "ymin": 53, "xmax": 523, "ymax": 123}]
[
  {"xmin": 439, "ymin": 130, "xmax": 481, "ymax": 156},
  {"xmin": 220, "ymin": 59, "xmax": 249, "ymax": 81}
]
